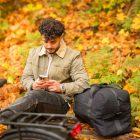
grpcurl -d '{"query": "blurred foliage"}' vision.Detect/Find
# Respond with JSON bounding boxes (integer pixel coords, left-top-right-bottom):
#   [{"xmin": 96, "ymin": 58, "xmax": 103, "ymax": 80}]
[{"xmin": 0, "ymin": 0, "xmax": 140, "ymax": 138}]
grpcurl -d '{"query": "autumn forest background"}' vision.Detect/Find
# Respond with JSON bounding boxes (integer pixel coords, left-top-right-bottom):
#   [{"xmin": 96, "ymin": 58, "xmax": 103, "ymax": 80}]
[{"xmin": 0, "ymin": 0, "xmax": 140, "ymax": 138}]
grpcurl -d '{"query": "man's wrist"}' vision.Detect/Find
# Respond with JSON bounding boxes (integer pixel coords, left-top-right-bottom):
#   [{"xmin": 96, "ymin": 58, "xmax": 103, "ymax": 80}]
[{"xmin": 60, "ymin": 84, "xmax": 66, "ymax": 93}]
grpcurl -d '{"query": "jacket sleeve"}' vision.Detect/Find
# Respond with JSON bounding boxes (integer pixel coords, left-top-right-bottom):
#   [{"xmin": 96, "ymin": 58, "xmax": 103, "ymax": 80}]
[
  {"xmin": 63, "ymin": 53, "xmax": 90, "ymax": 96},
  {"xmin": 20, "ymin": 49, "xmax": 35, "ymax": 91}
]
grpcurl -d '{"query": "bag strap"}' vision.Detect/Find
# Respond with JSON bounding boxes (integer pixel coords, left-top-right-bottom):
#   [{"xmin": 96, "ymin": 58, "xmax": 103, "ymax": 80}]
[
  {"xmin": 99, "ymin": 83, "xmax": 122, "ymax": 89},
  {"xmin": 109, "ymin": 88, "xmax": 122, "ymax": 115},
  {"xmin": 109, "ymin": 88, "xmax": 123, "ymax": 133},
  {"xmin": 89, "ymin": 83, "xmax": 121, "ymax": 97},
  {"xmin": 90, "ymin": 84, "xmax": 101, "ymax": 98},
  {"xmin": 87, "ymin": 85, "xmax": 101, "ymax": 118}
]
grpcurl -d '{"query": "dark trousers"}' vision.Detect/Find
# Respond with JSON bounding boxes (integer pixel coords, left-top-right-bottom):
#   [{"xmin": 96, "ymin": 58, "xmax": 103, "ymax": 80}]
[{"xmin": 1, "ymin": 90, "xmax": 70, "ymax": 119}]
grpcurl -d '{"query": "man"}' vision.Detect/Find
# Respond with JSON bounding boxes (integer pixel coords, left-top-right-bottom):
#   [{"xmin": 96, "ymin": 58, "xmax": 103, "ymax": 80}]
[{"xmin": 0, "ymin": 18, "xmax": 89, "ymax": 118}]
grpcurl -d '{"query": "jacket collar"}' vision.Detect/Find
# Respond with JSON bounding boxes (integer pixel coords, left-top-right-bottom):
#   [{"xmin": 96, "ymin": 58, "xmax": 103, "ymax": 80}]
[{"xmin": 39, "ymin": 39, "xmax": 67, "ymax": 58}]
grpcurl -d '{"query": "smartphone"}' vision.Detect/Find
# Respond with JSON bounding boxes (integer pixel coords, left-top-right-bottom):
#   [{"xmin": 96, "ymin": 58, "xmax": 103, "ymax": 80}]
[{"xmin": 39, "ymin": 75, "xmax": 49, "ymax": 81}]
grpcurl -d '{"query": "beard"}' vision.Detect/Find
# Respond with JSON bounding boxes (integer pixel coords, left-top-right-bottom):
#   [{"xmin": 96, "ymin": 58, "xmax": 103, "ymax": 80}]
[{"xmin": 45, "ymin": 43, "xmax": 60, "ymax": 54}]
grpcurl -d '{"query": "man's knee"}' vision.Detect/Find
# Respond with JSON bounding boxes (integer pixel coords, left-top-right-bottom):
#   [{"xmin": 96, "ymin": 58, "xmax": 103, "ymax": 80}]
[
  {"xmin": 26, "ymin": 89, "xmax": 40, "ymax": 95},
  {"xmin": 27, "ymin": 89, "xmax": 46, "ymax": 95},
  {"xmin": 25, "ymin": 90, "xmax": 50, "ymax": 103},
  {"xmin": 11, "ymin": 90, "xmax": 43, "ymax": 107}
]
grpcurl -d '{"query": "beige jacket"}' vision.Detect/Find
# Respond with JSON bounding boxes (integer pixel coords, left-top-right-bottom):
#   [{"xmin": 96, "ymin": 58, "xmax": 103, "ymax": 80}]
[{"xmin": 21, "ymin": 39, "xmax": 90, "ymax": 100}]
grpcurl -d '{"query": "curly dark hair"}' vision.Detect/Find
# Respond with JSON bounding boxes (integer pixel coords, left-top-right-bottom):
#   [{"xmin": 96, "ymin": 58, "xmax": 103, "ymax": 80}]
[{"xmin": 38, "ymin": 18, "xmax": 65, "ymax": 41}]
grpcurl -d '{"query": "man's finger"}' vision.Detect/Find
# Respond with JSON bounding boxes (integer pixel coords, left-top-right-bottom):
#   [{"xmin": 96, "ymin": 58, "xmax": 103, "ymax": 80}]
[
  {"xmin": 36, "ymin": 81, "xmax": 45, "ymax": 85},
  {"xmin": 48, "ymin": 86, "xmax": 55, "ymax": 91},
  {"xmin": 47, "ymin": 80, "xmax": 57, "ymax": 84}
]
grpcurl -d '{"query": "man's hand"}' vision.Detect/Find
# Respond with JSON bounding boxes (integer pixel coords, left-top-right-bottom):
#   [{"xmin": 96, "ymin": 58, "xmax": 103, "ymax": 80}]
[
  {"xmin": 45, "ymin": 80, "xmax": 62, "ymax": 93},
  {"xmin": 48, "ymin": 80, "xmax": 62, "ymax": 93},
  {"xmin": 32, "ymin": 79, "xmax": 46, "ymax": 90},
  {"xmin": 32, "ymin": 79, "xmax": 62, "ymax": 93}
]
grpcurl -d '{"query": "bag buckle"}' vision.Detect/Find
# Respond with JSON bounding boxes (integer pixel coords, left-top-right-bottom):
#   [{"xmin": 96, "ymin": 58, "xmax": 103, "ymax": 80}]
[{"xmin": 116, "ymin": 112, "xmax": 122, "ymax": 115}]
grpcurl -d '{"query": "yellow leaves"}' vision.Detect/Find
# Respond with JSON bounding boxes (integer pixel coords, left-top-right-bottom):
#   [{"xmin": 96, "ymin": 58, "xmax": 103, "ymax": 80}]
[
  {"xmin": 132, "ymin": 127, "xmax": 140, "ymax": 138},
  {"xmin": 131, "ymin": 14, "xmax": 140, "ymax": 31},
  {"xmin": 109, "ymin": 64, "xmax": 117, "ymax": 72},
  {"xmin": 135, "ymin": 116, "xmax": 140, "ymax": 129},
  {"xmin": 10, "ymin": 21, "xmax": 28, "ymax": 35},
  {"xmin": 1, "ymin": 63, "xmax": 9, "ymax": 70},
  {"xmin": 83, "ymin": 30, "xmax": 93, "ymax": 40},
  {"xmin": 116, "ymin": 12, "xmax": 126, "ymax": 21},
  {"xmin": 16, "ymin": 29, "xmax": 26, "ymax": 36},
  {"xmin": 76, "ymin": 44, "xmax": 84, "ymax": 51},
  {"xmin": 0, "ymin": 66, "xmax": 6, "ymax": 78},
  {"xmin": 89, "ymin": 79, "xmax": 99, "ymax": 85},
  {"xmin": 121, "ymin": 45, "xmax": 131, "ymax": 57},
  {"xmin": 102, "ymin": 0, "xmax": 112, "ymax": 8},
  {"xmin": 0, "ymin": 125, "xmax": 7, "ymax": 135},
  {"xmin": 7, "ymin": 75, "xmax": 15, "ymax": 84},
  {"xmin": 0, "ymin": 20, "xmax": 9, "ymax": 31},
  {"xmin": 117, "ymin": 69, "xmax": 123, "ymax": 76},
  {"xmin": 118, "ymin": 29, "xmax": 129, "ymax": 38},
  {"xmin": 101, "ymin": 37, "xmax": 110, "ymax": 45},
  {"xmin": 49, "ymin": 13, "xmax": 58, "ymax": 19},
  {"xmin": 23, "ymin": 3, "xmax": 43, "ymax": 12},
  {"xmin": 10, "ymin": 24, "xmax": 20, "ymax": 31},
  {"xmin": 123, "ymin": 83, "xmax": 137, "ymax": 94},
  {"xmin": 0, "ymin": 84, "xmax": 20, "ymax": 110},
  {"xmin": 0, "ymin": 0, "xmax": 8, "ymax": 2},
  {"xmin": 83, "ymin": 0, "xmax": 92, "ymax": 3},
  {"xmin": 130, "ymin": 67, "xmax": 139, "ymax": 73}
]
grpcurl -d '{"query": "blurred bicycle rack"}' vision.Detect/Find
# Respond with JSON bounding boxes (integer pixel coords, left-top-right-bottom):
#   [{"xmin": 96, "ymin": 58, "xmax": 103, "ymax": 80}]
[{"xmin": 0, "ymin": 109, "xmax": 82, "ymax": 140}]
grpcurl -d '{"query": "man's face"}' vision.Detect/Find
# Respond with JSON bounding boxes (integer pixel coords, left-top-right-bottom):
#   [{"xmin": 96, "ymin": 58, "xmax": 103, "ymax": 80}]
[{"xmin": 43, "ymin": 36, "xmax": 62, "ymax": 54}]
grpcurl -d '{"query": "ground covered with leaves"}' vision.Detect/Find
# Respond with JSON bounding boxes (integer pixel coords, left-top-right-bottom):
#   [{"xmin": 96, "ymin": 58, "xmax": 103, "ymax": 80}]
[{"xmin": 0, "ymin": 0, "xmax": 140, "ymax": 139}]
